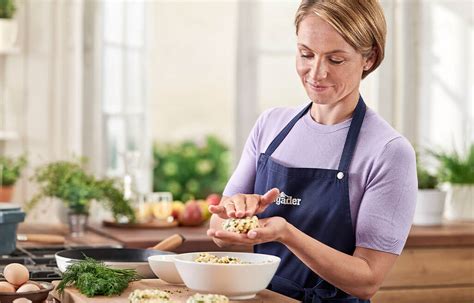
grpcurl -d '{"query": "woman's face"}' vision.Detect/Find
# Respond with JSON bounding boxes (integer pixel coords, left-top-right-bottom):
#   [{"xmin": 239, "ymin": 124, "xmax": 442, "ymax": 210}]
[{"xmin": 296, "ymin": 15, "xmax": 374, "ymax": 106}]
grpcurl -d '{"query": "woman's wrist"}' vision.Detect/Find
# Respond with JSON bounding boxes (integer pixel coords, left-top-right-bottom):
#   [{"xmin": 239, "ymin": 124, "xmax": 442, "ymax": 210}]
[{"xmin": 278, "ymin": 220, "xmax": 295, "ymax": 244}]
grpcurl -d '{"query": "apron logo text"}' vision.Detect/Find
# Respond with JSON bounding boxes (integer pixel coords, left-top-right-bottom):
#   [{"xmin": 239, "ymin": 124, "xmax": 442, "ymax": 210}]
[{"xmin": 275, "ymin": 192, "xmax": 301, "ymax": 206}]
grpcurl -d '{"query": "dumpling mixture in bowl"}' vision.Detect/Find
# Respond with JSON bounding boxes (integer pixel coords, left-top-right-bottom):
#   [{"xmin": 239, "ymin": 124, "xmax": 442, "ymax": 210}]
[
  {"xmin": 174, "ymin": 252, "xmax": 280, "ymax": 300},
  {"xmin": 194, "ymin": 252, "xmax": 248, "ymax": 264}
]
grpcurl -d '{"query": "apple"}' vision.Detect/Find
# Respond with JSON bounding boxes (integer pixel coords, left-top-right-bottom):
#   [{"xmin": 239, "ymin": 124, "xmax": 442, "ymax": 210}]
[
  {"xmin": 171, "ymin": 201, "xmax": 185, "ymax": 220},
  {"xmin": 178, "ymin": 200, "xmax": 203, "ymax": 226},
  {"xmin": 206, "ymin": 193, "xmax": 221, "ymax": 205},
  {"xmin": 197, "ymin": 199, "xmax": 211, "ymax": 220}
]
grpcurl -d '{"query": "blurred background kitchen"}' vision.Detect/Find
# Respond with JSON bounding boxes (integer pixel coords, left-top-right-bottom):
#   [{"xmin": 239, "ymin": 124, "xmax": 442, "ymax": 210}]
[{"xmin": 0, "ymin": 0, "xmax": 473, "ymax": 302}]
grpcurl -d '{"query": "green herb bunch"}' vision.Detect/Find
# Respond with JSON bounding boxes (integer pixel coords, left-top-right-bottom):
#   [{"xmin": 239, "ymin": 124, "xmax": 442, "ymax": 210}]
[
  {"xmin": 28, "ymin": 159, "xmax": 136, "ymax": 222},
  {"xmin": 0, "ymin": 0, "xmax": 16, "ymax": 19},
  {"xmin": 416, "ymin": 152, "xmax": 438, "ymax": 190},
  {"xmin": 153, "ymin": 135, "xmax": 231, "ymax": 201},
  {"xmin": 0, "ymin": 154, "xmax": 27, "ymax": 186},
  {"xmin": 95, "ymin": 178, "xmax": 136, "ymax": 222},
  {"xmin": 57, "ymin": 257, "xmax": 140, "ymax": 297},
  {"xmin": 433, "ymin": 143, "xmax": 474, "ymax": 185}
]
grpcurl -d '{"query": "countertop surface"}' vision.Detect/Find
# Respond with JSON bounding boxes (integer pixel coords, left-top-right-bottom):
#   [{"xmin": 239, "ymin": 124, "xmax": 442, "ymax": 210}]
[
  {"xmin": 406, "ymin": 221, "xmax": 474, "ymax": 247},
  {"xmin": 18, "ymin": 221, "xmax": 474, "ymax": 250},
  {"xmin": 51, "ymin": 279, "xmax": 299, "ymax": 303}
]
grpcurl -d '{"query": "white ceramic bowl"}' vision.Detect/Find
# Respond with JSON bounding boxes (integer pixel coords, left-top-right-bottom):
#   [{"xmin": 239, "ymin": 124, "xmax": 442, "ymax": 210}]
[
  {"xmin": 173, "ymin": 252, "xmax": 280, "ymax": 300},
  {"xmin": 148, "ymin": 254, "xmax": 184, "ymax": 284}
]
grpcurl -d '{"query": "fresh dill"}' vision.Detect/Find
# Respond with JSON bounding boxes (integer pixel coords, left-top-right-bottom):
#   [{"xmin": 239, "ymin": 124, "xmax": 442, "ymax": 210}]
[{"xmin": 57, "ymin": 256, "xmax": 141, "ymax": 297}]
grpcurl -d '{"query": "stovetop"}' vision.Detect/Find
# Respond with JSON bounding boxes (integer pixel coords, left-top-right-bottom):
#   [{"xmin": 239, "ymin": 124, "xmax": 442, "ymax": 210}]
[{"xmin": 0, "ymin": 245, "xmax": 115, "ymax": 282}]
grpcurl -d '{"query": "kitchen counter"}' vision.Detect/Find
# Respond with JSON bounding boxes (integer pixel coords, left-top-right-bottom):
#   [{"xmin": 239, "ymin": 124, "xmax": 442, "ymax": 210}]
[
  {"xmin": 373, "ymin": 221, "xmax": 474, "ymax": 303},
  {"xmin": 17, "ymin": 223, "xmax": 122, "ymax": 248},
  {"xmin": 405, "ymin": 221, "xmax": 474, "ymax": 247},
  {"xmin": 51, "ymin": 279, "xmax": 299, "ymax": 303}
]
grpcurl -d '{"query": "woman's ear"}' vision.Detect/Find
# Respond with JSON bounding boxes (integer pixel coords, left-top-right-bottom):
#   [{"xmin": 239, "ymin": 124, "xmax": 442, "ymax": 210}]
[{"xmin": 363, "ymin": 47, "xmax": 377, "ymax": 71}]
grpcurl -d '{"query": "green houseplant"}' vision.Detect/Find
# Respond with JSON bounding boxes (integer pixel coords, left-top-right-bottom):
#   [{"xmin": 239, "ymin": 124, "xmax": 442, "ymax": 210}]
[
  {"xmin": 153, "ymin": 135, "xmax": 231, "ymax": 202},
  {"xmin": 0, "ymin": 154, "xmax": 26, "ymax": 202},
  {"xmin": 0, "ymin": 0, "xmax": 15, "ymax": 18},
  {"xmin": 0, "ymin": 0, "xmax": 18, "ymax": 51},
  {"xmin": 27, "ymin": 159, "xmax": 136, "ymax": 235},
  {"xmin": 414, "ymin": 153, "xmax": 445, "ymax": 226},
  {"xmin": 433, "ymin": 143, "xmax": 474, "ymax": 221}
]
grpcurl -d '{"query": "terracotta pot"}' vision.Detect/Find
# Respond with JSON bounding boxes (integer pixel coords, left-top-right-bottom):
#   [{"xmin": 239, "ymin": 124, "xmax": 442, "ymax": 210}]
[{"xmin": 0, "ymin": 186, "xmax": 14, "ymax": 202}]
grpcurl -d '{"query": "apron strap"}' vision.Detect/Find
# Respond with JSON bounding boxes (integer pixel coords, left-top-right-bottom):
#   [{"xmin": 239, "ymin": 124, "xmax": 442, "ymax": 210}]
[
  {"xmin": 337, "ymin": 96, "xmax": 367, "ymax": 172},
  {"xmin": 264, "ymin": 103, "xmax": 312, "ymax": 156}
]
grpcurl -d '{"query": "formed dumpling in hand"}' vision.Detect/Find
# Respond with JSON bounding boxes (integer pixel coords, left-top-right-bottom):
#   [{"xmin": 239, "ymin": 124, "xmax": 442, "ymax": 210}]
[{"xmin": 222, "ymin": 215, "xmax": 259, "ymax": 234}]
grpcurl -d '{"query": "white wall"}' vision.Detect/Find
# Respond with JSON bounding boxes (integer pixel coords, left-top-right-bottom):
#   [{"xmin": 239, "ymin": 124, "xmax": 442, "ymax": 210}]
[
  {"xmin": 147, "ymin": 1, "xmax": 237, "ymax": 148},
  {"xmin": 418, "ymin": 0, "xmax": 473, "ymax": 153}
]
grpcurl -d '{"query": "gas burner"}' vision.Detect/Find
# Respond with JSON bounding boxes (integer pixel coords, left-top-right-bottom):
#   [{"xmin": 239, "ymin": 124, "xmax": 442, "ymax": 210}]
[{"xmin": 0, "ymin": 245, "xmax": 117, "ymax": 282}]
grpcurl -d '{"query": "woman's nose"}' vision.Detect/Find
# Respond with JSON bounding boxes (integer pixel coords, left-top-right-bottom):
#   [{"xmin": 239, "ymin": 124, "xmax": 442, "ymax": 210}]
[{"xmin": 309, "ymin": 59, "xmax": 328, "ymax": 80}]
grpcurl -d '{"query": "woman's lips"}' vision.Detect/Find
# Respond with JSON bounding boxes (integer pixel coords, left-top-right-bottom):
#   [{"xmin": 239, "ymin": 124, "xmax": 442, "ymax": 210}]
[{"xmin": 306, "ymin": 81, "xmax": 331, "ymax": 92}]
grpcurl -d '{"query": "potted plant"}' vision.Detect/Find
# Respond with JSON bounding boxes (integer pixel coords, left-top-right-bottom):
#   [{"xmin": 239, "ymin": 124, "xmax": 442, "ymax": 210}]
[
  {"xmin": 434, "ymin": 143, "xmax": 474, "ymax": 221},
  {"xmin": 414, "ymin": 155, "xmax": 446, "ymax": 226},
  {"xmin": 0, "ymin": 154, "xmax": 26, "ymax": 202},
  {"xmin": 0, "ymin": 0, "xmax": 18, "ymax": 51},
  {"xmin": 153, "ymin": 135, "xmax": 230, "ymax": 201},
  {"xmin": 27, "ymin": 159, "xmax": 136, "ymax": 236}
]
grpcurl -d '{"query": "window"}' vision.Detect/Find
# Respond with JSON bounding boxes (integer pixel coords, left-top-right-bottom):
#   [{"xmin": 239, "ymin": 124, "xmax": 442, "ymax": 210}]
[{"xmin": 101, "ymin": 1, "xmax": 148, "ymax": 178}]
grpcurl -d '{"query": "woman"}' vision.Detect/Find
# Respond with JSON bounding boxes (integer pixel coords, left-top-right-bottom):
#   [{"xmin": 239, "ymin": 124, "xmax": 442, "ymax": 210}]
[{"xmin": 208, "ymin": 1, "xmax": 417, "ymax": 302}]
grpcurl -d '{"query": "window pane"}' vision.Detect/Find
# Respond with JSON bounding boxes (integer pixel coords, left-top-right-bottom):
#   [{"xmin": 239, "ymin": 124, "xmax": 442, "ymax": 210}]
[
  {"xmin": 103, "ymin": 46, "xmax": 123, "ymax": 113},
  {"xmin": 104, "ymin": 1, "xmax": 124, "ymax": 44},
  {"xmin": 106, "ymin": 116, "xmax": 126, "ymax": 174},
  {"xmin": 125, "ymin": 1, "xmax": 145, "ymax": 47},
  {"xmin": 125, "ymin": 50, "xmax": 144, "ymax": 113},
  {"xmin": 257, "ymin": 56, "xmax": 308, "ymax": 112},
  {"xmin": 125, "ymin": 114, "xmax": 146, "ymax": 152},
  {"xmin": 257, "ymin": 1, "xmax": 298, "ymax": 52}
]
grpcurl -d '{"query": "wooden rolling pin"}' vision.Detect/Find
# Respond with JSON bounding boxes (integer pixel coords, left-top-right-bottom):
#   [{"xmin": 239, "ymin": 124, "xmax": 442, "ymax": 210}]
[
  {"xmin": 148, "ymin": 234, "xmax": 185, "ymax": 251},
  {"xmin": 17, "ymin": 233, "xmax": 66, "ymax": 244}
]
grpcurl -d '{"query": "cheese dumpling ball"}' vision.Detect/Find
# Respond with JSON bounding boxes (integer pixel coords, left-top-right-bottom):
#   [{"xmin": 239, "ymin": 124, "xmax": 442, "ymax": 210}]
[
  {"xmin": 186, "ymin": 293, "xmax": 229, "ymax": 303},
  {"xmin": 222, "ymin": 215, "xmax": 259, "ymax": 234},
  {"xmin": 128, "ymin": 289, "xmax": 172, "ymax": 303}
]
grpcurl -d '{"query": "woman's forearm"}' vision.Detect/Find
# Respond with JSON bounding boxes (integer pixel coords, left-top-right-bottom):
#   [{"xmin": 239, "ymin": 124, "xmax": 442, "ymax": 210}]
[{"xmin": 280, "ymin": 223, "xmax": 389, "ymax": 300}]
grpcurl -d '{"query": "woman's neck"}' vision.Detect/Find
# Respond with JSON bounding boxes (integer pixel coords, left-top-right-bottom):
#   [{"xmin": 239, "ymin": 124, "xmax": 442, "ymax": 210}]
[{"xmin": 310, "ymin": 91, "xmax": 360, "ymax": 125}]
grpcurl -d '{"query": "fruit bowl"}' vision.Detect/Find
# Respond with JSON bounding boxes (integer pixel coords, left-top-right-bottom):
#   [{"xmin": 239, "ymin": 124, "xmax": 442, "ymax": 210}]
[
  {"xmin": 173, "ymin": 252, "xmax": 280, "ymax": 300},
  {"xmin": 0, "ymin": 281, "xmax": 54, "ymax": 303},
  {"xmin": 148, "ymin": 254, "xmax": 184, "ymax": 284}
]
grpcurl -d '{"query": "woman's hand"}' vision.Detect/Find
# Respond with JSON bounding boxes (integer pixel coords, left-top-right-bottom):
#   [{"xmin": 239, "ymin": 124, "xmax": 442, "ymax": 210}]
[
  {"xmin": 208, "ymin": 188, "xmax": 280, "ymax": 219},
  {"xmin": 207, "ymin": 216, "xmax": 289, "ymax": 245}
]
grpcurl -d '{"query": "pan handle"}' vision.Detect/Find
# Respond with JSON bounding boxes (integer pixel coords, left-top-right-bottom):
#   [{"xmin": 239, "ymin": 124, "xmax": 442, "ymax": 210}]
[{"xmin": 149, "ymin": 234, "xmax": 185, "ymax": 251}]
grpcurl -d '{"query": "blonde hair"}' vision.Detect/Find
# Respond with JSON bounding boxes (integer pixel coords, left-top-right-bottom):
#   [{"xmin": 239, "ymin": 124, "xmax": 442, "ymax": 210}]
[{"xmin": 295, "ymin": 0, "xmax": 387, "ymax": 78}]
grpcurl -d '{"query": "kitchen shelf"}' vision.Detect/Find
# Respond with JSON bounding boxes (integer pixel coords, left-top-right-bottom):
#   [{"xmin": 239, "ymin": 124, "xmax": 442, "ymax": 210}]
[{"xmin": 0, "ymin": 130, "xmax": 18, "ymax": 140}]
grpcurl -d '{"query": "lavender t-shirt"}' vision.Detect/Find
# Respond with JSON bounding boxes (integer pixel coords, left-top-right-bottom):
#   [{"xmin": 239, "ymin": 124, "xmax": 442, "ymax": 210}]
[{"xmin": 223, "ymin": 103, "xmax": 417, "ymax": 255}]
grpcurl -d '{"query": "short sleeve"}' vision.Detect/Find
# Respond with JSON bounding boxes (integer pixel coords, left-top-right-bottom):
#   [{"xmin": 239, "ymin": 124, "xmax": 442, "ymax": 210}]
[
  {"xmin": 355, "ymin": 137, "xmax": 417, "ymax": 255},
  {"xmin": 222, "ymin": 111, "xmax": 266, "ymax": 196}
]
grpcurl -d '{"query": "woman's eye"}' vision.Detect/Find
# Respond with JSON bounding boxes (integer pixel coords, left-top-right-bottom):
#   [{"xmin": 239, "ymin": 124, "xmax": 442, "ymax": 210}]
[
  {"xmin": 300, "ymin": 53, "xmax": 312, "ymax": 58},
  {"xmin": 329, "ymin": 58, "xmax": 344, "ymax": 65}
]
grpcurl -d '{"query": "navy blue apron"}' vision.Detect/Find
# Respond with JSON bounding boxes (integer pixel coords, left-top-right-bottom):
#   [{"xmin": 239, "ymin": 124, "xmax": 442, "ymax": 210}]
[{"xmin": 254, "ymin": 96, "xmax": 369, "ymax": 303}]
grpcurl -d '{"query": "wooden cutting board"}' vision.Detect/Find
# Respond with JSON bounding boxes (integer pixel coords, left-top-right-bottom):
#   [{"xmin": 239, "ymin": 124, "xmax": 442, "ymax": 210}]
[{"xmin": 51, "ymin": 279, "xmax": 298, "ymax": 303}]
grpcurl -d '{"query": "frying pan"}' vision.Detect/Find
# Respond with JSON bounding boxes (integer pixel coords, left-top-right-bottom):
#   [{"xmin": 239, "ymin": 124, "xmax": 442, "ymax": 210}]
[{"xmin": 55, "ymin": 234, "xmax": 184, "ymax": 278}]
